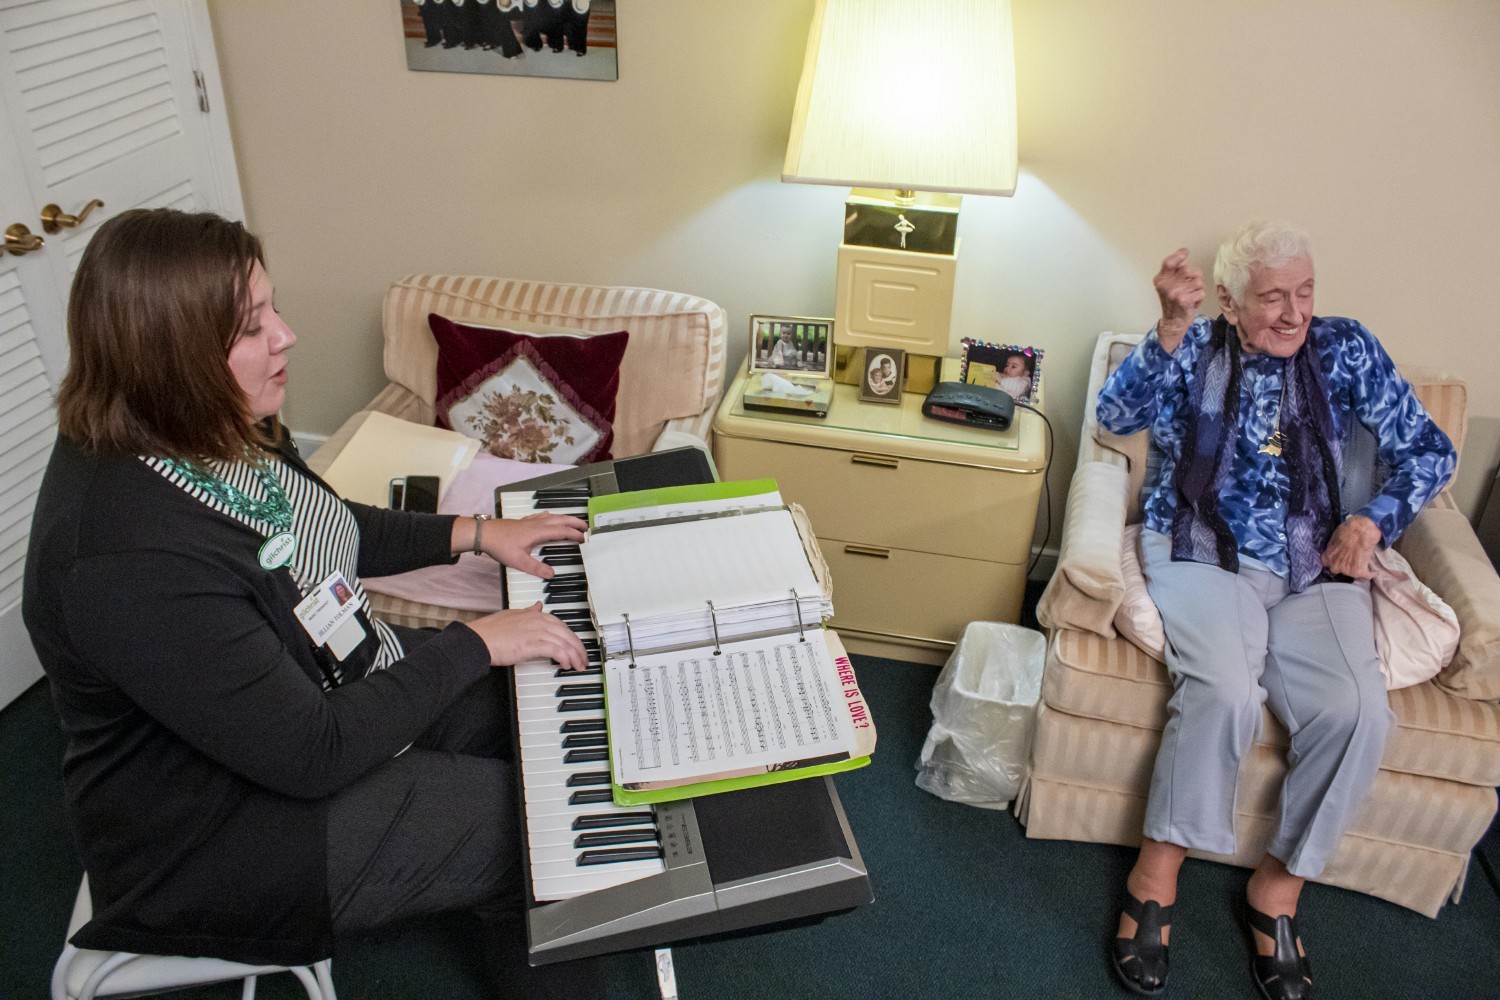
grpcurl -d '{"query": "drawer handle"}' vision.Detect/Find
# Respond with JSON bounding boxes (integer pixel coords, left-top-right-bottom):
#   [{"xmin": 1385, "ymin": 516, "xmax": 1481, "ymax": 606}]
[
  {"xmin": 850, "ymin": 453, "xmax": 899, "ymax": 469},
  {"xmin": 844, "ymin": 544, "xmax": 891, "ymax": 559}
]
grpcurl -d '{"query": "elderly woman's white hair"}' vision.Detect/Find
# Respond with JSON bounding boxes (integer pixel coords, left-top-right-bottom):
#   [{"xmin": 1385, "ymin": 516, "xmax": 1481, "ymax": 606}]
[{"xmin": 1213, "ymin": 220, "xmax": 1313, "ymax": 306}]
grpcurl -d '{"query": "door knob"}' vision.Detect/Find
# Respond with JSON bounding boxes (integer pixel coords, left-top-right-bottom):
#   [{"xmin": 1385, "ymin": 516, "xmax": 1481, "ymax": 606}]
[
  {"xmin": 41, "ymin": 198, "xmax": 104, "ymax": 234},
  {"xmin": 3, "ymin": 223, "xmax": 45, "ymax": 256}
]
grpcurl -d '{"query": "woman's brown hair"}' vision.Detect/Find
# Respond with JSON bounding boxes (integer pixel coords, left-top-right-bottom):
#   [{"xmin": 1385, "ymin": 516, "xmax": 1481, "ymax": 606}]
[{"xmin": 56, "ymin": 208, "xmax": 269, "ymax": 461}]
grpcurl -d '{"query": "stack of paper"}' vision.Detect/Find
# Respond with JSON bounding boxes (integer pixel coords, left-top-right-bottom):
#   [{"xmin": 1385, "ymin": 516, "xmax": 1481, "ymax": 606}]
[
  {"xmin": 582, "ymin": 507, "xmax": 831, "ymax": 658},
  {"xmin": 319, "ymin": 411, "xmax": 480, "ymax": 507}
]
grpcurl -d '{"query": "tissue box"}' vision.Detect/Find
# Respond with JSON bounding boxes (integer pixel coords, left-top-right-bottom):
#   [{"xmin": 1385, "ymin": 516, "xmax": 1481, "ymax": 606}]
[{"xmin": 741, "ymin": 374, "xmax": 834, "ymax": 418}]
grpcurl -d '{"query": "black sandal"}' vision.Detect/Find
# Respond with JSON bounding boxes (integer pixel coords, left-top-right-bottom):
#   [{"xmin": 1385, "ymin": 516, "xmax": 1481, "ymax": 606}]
[
  {"xmin": 1245, "ymin": 902, "xmax": 1313, "ymax": 1000},
  {"xmin": 1111, "ymin": 892, "xmax": 1173, "ymax": 996}
]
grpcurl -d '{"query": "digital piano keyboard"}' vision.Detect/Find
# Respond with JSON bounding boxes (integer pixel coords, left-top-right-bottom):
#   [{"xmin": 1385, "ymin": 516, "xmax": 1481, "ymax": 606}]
[{"xmin": 498, "ymin": 448, "xmax": 873, "ymax": 965}]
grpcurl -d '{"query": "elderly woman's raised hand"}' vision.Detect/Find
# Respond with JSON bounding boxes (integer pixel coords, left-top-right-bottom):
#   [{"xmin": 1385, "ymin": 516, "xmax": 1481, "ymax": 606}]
[{"xmin": 1153, "ymin": 248, "xmax": 1205, "ymax": 353}]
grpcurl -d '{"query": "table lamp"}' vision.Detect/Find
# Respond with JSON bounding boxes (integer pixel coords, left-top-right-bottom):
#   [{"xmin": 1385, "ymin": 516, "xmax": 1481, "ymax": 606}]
[{"xmin": 783, "ymin": 0, "xmax": 1018, "ymax": 392}]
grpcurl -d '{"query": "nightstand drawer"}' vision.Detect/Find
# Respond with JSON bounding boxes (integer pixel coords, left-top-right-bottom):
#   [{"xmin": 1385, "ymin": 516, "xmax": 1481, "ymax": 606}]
[
  {"xmin": 716, "ymin": 436, "xmax": 1040, "ymax": 565},
  {"xmin": 823, "ymin": 538, "xmax": 1026, "ymax": 642}
]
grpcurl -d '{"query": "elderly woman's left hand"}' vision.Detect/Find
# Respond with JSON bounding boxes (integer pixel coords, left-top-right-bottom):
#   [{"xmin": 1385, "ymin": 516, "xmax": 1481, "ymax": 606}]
[
  {"xmin": 473, "ymin": 512, "xmax": 588, "ymax": 578},
  {"xmin": 1320, "ymin": 515, "xmax": 1382, "ymax": 580}
]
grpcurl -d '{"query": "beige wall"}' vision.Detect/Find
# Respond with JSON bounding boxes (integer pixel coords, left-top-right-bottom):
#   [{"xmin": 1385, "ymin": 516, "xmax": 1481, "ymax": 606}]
[{"xmin": 208, "ymin": 0, "xmax": 1500, "ymax": 531}]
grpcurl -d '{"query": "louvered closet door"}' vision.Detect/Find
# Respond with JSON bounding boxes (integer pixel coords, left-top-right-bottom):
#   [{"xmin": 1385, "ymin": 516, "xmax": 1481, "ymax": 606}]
[{"xmin": 0, "ymin": 0, "xmax": 242, "ymax": 708}]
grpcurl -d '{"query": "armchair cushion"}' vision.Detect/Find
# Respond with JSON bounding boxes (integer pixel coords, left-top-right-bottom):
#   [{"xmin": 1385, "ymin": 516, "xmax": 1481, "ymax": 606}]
[
  {"xmin": 1398, "ymin": 499, "xmax": 1500, "ymax": 701},
  {"xmin": 1114, "ymin": 523, "xmax": 1458, "ymax": 691},
  {"xmin": 1035, "ymin": 461, "xmax": 1128, "ymax": 638},
  {"xmin": 430, "ymin": 314, "xmax": 628, "ymax": 464},
  {"xmin": 382, "ymin": 276, "xmax": 728, "ymax": 455}
]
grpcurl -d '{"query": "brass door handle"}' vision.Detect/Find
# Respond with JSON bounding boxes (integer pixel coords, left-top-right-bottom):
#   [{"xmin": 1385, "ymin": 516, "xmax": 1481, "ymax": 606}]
[
  {"xmin": 3, "ymin": 223, "xmax": 45, "ymax": 256},
  {"xmin": 41, "ymin": 199, "xmax": 104, "ymax": 234},
  {"xmin": 844, "ymin": 544, "xmax": 891, "ymax": 559}
]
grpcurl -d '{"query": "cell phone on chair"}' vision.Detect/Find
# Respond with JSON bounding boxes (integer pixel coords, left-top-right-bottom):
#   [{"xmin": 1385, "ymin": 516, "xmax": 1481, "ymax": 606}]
[{"xmin": 389, "ymin": 475, "xmax": 439, "ymax": 513}]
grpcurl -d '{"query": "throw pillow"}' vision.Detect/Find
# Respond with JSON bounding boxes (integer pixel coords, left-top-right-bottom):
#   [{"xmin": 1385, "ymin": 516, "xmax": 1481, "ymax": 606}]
[
  {"xmin": 1114, "ymin": 524, "xmax": 1460, "ymax": 690},
  {"xmin": 429, "ymin": 315, "xmax": 629, "ymax": 464}
]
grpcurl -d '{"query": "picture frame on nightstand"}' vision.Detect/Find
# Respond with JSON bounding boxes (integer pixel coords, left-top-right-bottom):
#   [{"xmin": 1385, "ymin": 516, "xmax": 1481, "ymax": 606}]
[
  {"xmin": 743, "ymin": 314, "xmax": 835, "ymax": 417},
  {"xmin": 857, "ymin": 346, "xmax": 905, "ymax": 404},
  {"xmin": 960, "ymin": 339, "xmax": 1043, "ymax": 404}
]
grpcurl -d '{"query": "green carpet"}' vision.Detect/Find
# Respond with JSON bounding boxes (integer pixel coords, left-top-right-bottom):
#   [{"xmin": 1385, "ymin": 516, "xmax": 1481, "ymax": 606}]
[{"xmin": 5, "ymin": 655, "xmax": 1500, "ymax": 999}]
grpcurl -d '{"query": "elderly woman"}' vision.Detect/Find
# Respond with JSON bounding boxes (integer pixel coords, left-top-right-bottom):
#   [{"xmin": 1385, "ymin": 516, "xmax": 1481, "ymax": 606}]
[
  {"xmin": 1098, "ymin": 221, "xmax": 1455, "ymax": 999},
  {"xmin": 23, "ymin": 209, "xmax": 596, "ymax": 992}
]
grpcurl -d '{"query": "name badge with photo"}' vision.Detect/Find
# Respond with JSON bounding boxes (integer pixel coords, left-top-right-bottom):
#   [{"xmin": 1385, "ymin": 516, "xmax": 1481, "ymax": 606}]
[{"xmin": 294, "ymin": 571, "xmax": 366, "ymax": 660}]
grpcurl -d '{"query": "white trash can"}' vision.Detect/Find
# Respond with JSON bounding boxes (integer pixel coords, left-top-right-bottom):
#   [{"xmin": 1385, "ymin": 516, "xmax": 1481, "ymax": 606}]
[{"xmin": 914, "ymin": 621, "xmax": 1046, "ymax": 810}]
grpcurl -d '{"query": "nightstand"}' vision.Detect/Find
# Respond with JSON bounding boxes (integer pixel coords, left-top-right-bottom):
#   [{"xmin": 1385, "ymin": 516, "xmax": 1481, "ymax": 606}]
[{"xmin": 712, "ymin": 364, "xmax": 1047, "ymax": 666}]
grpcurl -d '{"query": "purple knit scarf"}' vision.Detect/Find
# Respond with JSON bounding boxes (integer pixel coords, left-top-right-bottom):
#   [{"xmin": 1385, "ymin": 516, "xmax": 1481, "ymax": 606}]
[{"xmin": 1171, "ymin": 316, "xmax": 1342, "ymax": 592}]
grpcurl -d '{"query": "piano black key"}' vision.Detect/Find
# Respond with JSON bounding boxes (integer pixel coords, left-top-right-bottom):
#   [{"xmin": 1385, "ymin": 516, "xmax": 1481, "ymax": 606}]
[
  {"xmin": 534, "ymin": 486, "xmax": 590, "ymax": 499},
  {"xmin": 562, "ymin": 734, "xmax": 609, "ymax": 749},
  {"xmin": 564, "ymin": 748, "xmax": 610, "ymax": 764},
  {"xmin": 558, "ymin": 697, "xmax": 605, "ymax": 712},
  {"xmin": 573, "ymin": 811, "xmax": 655, "ymax": 830},
  {"xmin": 533, "ymin": 496, "xmax": 589, "ymax": 509},
  {"xmin": 574, "ymin": 828, "xmax": 659, "ymax": 849},
  {"xmin": 566, "ymin": 788, "xmax": 615, "ymax": 806},
  {"xmin": 554, "ymin": 666, "xmax": 602, "ymax": 679},
  {"xmin": 543, "ymin": 553, "xmax": 585, "ymax": 566},
  {"xmin": 560, "ymin": 719, "xmax": 607, "ymax": 733},
  {"xmin": 556, "ymin": 683, "xmax": 604, "ymax": 698},
  {"xmin": 539, "ymin": 544, "xmax": 581, "ymax": 556},
  {"xmin": 577, "ymin": 846, "xmax": 664, "ymax": 866},
  {"xmin": 564, "ymin": 621, "xmax": 595, "ymax": 635},
  {"xmin": 566, "ymin": 771, "xmax": 611, "ymax": 787},
  {"xmin": 544, "ymin": 579, "xmax": 589, "ymax": 596},
  {"xmin": 551, "ymin": 609, "xmax": 593, "ymax": 622}
]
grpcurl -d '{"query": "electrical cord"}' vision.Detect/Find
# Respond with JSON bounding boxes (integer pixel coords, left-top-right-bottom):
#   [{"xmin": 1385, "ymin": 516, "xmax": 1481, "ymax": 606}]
[{"xmin": 1013, "ymin": 400, "xmax": 1053, "ymax": 579}]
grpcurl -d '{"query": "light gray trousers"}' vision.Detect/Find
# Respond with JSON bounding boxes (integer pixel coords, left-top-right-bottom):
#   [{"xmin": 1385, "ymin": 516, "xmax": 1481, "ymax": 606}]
[{"xmin": 1139, "ymin": 530, "xmax": 1393, "ymax": 878}]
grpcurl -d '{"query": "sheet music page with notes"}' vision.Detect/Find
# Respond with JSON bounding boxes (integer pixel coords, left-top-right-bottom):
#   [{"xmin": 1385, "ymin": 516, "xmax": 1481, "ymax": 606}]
[{"xmin": 604, "ymin": 629, "xmax": 858, "ymax": 789}]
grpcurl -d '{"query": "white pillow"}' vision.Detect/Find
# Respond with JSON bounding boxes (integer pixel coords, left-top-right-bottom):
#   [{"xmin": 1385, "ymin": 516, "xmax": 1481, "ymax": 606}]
[{"xmin": 1114, "ymin": 524, "xmax": 1459, "ymax": 690}]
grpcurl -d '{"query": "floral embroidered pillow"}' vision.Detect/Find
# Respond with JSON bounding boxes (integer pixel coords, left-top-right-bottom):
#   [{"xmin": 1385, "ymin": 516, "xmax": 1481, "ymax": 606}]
[{"xmin": 429, "ymin": 315, "xmax": 629, "ymax": 464}]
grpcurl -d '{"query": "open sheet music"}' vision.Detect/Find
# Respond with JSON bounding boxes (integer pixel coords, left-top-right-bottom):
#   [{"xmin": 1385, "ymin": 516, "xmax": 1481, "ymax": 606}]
[
  {"xmin": 579, "ymin": 480, "xmax": 872, "ymax": 801},
  {"xmin": 605, "ymin": 629, "xmax": 864, "ymax": 789}
]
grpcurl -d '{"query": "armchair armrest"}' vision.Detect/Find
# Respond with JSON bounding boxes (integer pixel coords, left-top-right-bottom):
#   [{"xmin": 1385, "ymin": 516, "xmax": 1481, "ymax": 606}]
[
  {"xmin": 304, "ymin": 383, "xmax": 434, "ymax": 478},
  {"xmin": 1036, "ymin": 461, "xmax": 1130, "ymax": 637},
  {"xmin": 1396, "ymin": 495, "xmax": 1500, "ymax": 702}
]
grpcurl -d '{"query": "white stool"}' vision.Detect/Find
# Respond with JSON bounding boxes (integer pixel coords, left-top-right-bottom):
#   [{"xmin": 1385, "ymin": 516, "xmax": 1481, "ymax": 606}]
[{"xmin": 51, "ymin": 876, "xmax": 337, "ymax": 1000}]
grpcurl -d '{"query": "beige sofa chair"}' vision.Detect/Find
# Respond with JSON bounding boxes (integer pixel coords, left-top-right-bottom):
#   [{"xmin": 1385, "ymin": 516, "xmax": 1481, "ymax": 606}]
[
  {"xmin": 1019, "ymin": 331, "xmax": 1500, "ymax": 917},
  {"xmin": 307, "ymin": 274, "xmax": 729, "ymax": 629}
]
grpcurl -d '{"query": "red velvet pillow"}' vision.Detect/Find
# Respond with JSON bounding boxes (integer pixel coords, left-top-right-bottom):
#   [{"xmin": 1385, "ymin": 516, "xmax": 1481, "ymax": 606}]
[{"xmin": 430, "ymin": 314, "xmax": 629, "ymax": 464}]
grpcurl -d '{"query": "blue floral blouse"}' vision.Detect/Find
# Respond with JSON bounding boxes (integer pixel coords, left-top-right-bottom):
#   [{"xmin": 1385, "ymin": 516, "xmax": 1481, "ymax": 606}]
[{"xmin": 1096, "ymin": 316, "xmax": 1456, "ymax": 578}]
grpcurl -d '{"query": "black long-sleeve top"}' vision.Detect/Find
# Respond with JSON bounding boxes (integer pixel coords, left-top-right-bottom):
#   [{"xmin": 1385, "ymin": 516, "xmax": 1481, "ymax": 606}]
[{"xmin": 23, "ymin": 431, "xmax": 490, "ymax": 965}]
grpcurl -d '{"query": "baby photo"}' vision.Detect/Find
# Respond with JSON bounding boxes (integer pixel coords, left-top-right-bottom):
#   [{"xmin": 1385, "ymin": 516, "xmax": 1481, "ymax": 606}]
[{"xmin": 960, "ymin": 340, "xmax": 1042, "ymax": 403}]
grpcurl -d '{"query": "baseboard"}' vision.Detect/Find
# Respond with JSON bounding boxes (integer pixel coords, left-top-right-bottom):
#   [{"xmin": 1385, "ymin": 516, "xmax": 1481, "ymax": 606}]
[
  {"xmin": 1028, "ymin": 546, "xmax": 1058, "ymax": 582},
  {"xmin": 290, "ymin": 429, "xmax": 327, "ymax": 457}
]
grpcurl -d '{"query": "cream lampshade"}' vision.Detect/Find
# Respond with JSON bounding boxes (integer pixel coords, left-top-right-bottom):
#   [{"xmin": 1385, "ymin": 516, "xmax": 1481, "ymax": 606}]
[{"xmin": 783, "ymin": 0, "xmax": 1019, "ymax": 389}]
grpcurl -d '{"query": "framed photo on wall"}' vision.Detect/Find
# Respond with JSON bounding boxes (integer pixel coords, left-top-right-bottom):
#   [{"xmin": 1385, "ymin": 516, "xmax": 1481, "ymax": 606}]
[
  {"xmin": 858, "ymin": 347, "xmax": 905, "ymax": 404},
  {"xmin": 400, "ymin": 0, "xmax": 618, "ymax": 82},
  {"xmin": 959, "ymin": 339, "xmax": 1042, "ymax": 404}
]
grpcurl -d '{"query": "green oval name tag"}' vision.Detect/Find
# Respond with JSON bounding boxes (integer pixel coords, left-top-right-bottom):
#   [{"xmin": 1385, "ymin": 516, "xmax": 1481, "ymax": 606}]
[{"xmin": 258, "ymin": 531, "xmax": 297, "ymax": 570}]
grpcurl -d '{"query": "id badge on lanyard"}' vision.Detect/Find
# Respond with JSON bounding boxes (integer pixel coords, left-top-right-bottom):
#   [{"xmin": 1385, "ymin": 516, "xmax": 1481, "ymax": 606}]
[{"xmin": 293, "ymin": 571, "xmax": 367, "ymax": 660}]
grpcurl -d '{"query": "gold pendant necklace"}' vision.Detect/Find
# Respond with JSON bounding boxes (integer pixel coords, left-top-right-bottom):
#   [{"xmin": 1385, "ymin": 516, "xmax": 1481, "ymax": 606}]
[{"xmin": 1259, "ymin": 381, "xmax": 1284, "ymax": 457}]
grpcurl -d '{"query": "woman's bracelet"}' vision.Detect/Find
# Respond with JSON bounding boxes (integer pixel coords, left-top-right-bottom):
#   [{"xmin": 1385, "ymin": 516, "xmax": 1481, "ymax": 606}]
[{"xmin": 472, "ymin": 513, "xmax": 492, "ymax": 556}]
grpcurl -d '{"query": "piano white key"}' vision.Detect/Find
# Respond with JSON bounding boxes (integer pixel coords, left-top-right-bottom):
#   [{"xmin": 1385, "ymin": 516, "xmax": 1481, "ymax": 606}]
[
  {"xmin": 531, "ymin": 864, "xmax": 663, "ymax": 902},
  {"xmin": 501, "ymin": 484, "xmax": 668, "ymax": 905},
  {"xmin": 527, "ymin": 825, "xmax": 657, "ymax": 851}
]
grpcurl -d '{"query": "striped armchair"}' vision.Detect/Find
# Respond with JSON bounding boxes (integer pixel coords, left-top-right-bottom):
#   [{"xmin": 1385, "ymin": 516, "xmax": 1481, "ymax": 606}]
[
  {"xmin": 307, "ymin": 274, "xmax": 729, "ymax": 628},
  {"xmin": 1019, "ymin": 331, "xmax": 1500, "ymax": 917}
]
